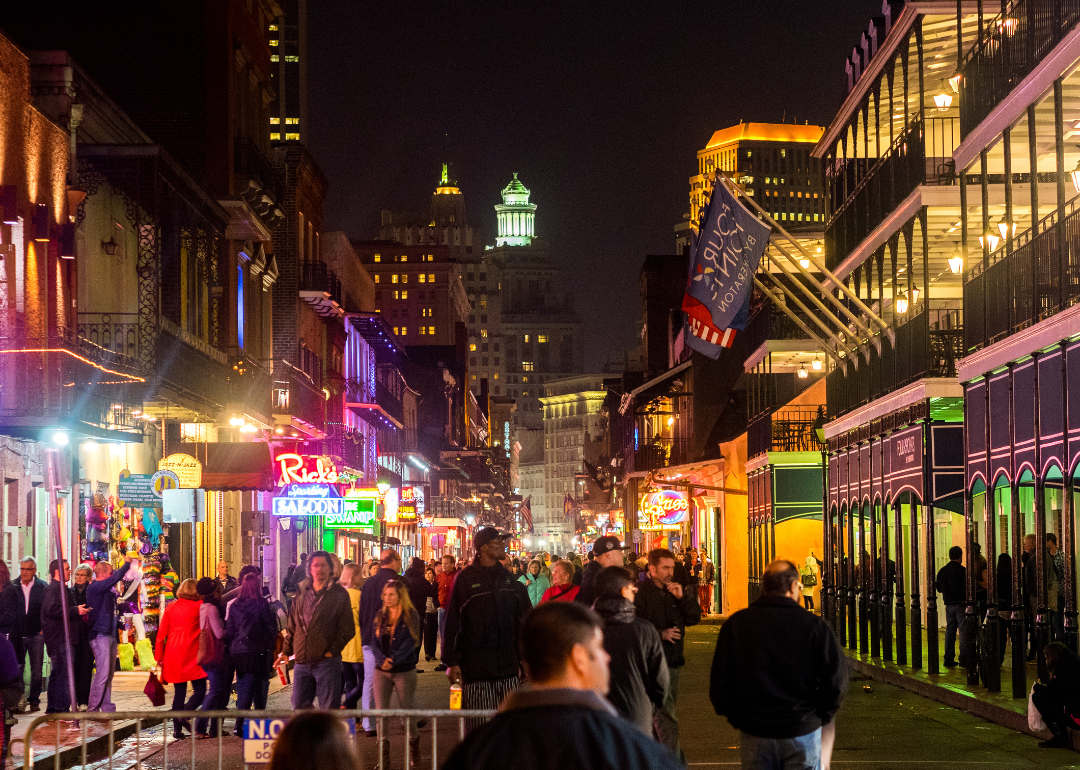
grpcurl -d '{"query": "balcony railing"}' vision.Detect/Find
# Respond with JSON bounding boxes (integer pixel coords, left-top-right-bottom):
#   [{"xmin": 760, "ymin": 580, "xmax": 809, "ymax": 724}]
[
  {"xmin": 826, "ymin": 114, "xmax": 958, "ymax": 269},
  {"xmin": 78, "ymin": 313, "xmax": 139, "ymax": 360},
  {"xmin": 0, "ymin": 330, "xmax": 143, "ymax": 436},
  {"xmin": 625, "ymin": 436, "xmax": 691, "ymax": 474},
  {"xmin": 272, "ymin": 359, "xmax": 326, "ymax": 431},
  {"xmin": 826, "ymin": 304, "xmax": 963, "ymax": 418},
  {"xmin": 745, "ymin": 301, "xmax": 810, "ymax": 353},
  {"xmin": 964, "ymin": 195, "xmax": 1080, "ymax": 351},
  {"xmin": 377, "ymin": 380, "xmax": 404, "ymax": 426},
  {"xmin": 959, "ymin": 0, "xmax": 1080, "ymax": 137},
  {"xmin": 224, "ymin": 348, "xmax": 272, "ymax": 421},
  {"xmin": 300, "ymin": 262, "xmax": 343, "ymax": 307},
  {"xmin": 748, "ymin": 406, "xmax": 825, "ymax": 458},
  {"xmin": 234, "ymin": 136, "xmax": 282, "ymax": 206}
]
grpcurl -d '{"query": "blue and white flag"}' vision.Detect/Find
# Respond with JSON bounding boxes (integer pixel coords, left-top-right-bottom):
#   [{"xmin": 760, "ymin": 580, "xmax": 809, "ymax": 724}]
[{"xmin": 682, "ymin": 181, "xmax": 771, "ymax": 358}]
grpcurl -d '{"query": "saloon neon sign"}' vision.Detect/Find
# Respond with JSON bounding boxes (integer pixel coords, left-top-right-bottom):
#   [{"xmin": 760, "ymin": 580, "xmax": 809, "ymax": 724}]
[
  {"xmin": 638, "ymin": 489, "xmax": 689, "ymax": 531},
  {"xmin": 275, "ymin": 453, "xmax": 340, "ymax": 486},
  {"xmin": 271, "ymin": 483, "xmax": 344, "ymax": 517}
]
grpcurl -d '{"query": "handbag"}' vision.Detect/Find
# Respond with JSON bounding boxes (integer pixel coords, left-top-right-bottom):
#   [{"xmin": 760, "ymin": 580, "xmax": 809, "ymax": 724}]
[
  {"xmin": 198, "ymin": 617, "xmax": 225, "ymax": 667},
  {"xmin": 144, "ymin": 671, "xmax": 166, "ymax": 707},
  {"xmin": 803, "ymin": 572, "xmax": 818, "ymax": 588}
]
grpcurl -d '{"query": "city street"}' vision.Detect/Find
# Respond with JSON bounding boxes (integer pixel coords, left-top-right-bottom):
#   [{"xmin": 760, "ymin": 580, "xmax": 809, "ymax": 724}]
[{"xmin": 51, "ymin": 624, "xmax": 1079, "ymax": 770}]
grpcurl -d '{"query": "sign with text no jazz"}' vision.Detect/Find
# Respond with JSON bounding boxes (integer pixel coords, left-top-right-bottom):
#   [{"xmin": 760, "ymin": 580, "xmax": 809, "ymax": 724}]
[
  {"xmin": 681, "ymin": 180, "xmax": 771, "ymax": 357},
  {"xmin": 243, "ymin": 718, "xmax": 354, "ymax": 763}
]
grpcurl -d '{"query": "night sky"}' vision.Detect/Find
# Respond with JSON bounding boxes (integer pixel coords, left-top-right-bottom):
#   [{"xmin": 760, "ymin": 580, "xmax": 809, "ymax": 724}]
[{"xmin": 308, "ymin": 1, "xmax": 881, "ymax": 370}]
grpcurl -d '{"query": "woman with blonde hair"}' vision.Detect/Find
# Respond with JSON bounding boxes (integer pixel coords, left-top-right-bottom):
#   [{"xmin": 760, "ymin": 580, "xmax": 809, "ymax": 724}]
[
  {"xmin": 519, "ymin": 559, "xmax": 550, "ymax": 606},
  {"xmin": 338, "ymin": 563, "xmax": 365, "ymax": 715},
  {"xmin": 371, "ymin": 580, "xmax": 422, "ymax": 765}
]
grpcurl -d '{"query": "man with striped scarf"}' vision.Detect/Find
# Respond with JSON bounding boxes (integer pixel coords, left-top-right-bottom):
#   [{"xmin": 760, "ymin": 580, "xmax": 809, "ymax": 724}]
[{"xmin": 442, "ymin": 527, "xmax": 531, "ymax": 722}]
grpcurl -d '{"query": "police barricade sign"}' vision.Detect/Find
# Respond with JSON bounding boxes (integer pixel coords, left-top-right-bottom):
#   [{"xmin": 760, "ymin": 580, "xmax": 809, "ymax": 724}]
[{"xmin": 243, "ymin": 718, "xmax": 355, "ymax": 763}]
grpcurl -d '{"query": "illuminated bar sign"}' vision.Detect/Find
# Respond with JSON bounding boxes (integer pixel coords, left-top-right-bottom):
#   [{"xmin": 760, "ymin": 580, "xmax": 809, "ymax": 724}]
[
  {"xmin": 324, "ymin": 489, "xmax": 379, "ymax": 530},
  {"xmin": 638, "ymin": 489, "xmax": 689, "ymax": 531},
  {"xmin": 398, "ymin": 486, "xmax": 422, "ymax": 520},
  {"xmin": 274, "ymin": 453, "xmax": 340, "ymax": 487},
  {"xmin": 271, "ymin": 483, "xmax": 343, "ymax": 517}
]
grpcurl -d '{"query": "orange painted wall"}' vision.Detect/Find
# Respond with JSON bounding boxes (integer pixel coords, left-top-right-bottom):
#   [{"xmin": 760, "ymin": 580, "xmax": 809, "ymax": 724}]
[{"xmin": 719, "ymin": 431, "xmax": 748, "ymax": 616}]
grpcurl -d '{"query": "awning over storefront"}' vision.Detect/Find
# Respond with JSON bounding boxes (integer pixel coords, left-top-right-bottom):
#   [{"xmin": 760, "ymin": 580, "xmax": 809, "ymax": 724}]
[{"xmin": 177, "ymin": 442, "xmax": 274, "ymax": 491}]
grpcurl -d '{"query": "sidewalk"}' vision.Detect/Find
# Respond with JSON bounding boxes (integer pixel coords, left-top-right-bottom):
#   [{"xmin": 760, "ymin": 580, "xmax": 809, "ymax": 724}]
[
  {"xmin": 841, "ymin": 624, "xmax": 1048, "ymax": 739},
  {"xmin": 11, "ymin": 671, "xmax": 289, "ymax": 769}
]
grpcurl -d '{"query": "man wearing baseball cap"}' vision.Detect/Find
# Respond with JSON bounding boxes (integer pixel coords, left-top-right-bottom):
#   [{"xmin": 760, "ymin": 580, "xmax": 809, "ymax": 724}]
[
  {"xmin": 576, "ymin": 535, "xmax": 628, "ymax": 607},
  {"xmin": 441, "ymin": 526, "xmax": 532, "ymax": 722}
]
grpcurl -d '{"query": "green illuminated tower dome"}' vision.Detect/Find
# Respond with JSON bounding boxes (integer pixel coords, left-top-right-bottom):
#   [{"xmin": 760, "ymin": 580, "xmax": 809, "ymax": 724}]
[{"xmin": 495, "ymin": 173, "xmax": 537, "ymax": 246}]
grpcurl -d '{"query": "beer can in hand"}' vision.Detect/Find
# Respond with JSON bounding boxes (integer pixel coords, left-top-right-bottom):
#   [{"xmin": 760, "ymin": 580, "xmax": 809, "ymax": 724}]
[{"xmin": 449, "ymin": 683, "xmax": 462, "ymax": 710}]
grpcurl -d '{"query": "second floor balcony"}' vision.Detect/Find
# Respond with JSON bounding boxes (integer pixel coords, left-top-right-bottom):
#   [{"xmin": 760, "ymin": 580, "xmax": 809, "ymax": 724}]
[
  {"xmin": 826, "ymin": 303, "xmax": 963, "ymax": 418},
  {"xmin": 748, "ymin": 406, "xmax": 824, "ymax": 459},
  {"xmin": 964, "ymin": 195, "xmax": 1080, "ymax": 352},
  {"xmin": 300, "ymin": 262, "xmax": 344, "ymax": 317},
  {"xmin": 272, "ymin": 359, "xmax": 326, "ymax": 434},
  {"xmin": 624, "ymin": 435, "xmax": 691, "ymax": 475}
]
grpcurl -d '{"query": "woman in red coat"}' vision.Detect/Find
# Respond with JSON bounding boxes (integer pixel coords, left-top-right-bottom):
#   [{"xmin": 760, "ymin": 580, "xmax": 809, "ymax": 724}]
[
  {"xmin": 540, "ymin": 560, "xmax": 581, "ymax": 603},
  {"xmin": 154, "ymin": 579, "xmax": 207, "ymax": 740}
]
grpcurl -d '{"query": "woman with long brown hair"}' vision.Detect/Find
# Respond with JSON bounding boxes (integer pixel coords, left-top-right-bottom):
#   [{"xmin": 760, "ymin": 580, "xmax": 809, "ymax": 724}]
[{"xmin": 371, "ymin": 580, "xmax": 422, "ymax": 765}]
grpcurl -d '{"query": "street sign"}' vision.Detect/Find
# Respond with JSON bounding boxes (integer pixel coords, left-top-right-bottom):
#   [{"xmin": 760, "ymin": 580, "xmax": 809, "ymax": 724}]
[{"xmin": 243, "ymin": 718, "xmax": 354, "ymax": 763}]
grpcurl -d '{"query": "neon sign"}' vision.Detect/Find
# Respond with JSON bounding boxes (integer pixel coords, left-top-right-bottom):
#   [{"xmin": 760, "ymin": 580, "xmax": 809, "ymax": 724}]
[
  {"xmin": 271, "ymin": 483, "xmax": 344, "ymax": 517},
  {"xmin": 275, "ymin": 453, "xmax": 339, "ymax": 487},
  {"xmin": 327, "ymin": 492, "xmax": 377, "ymax": 530},
  {"xmin": 398, "ymin": 487, "xmax": 422, "ymax": 519},
  {"xmin": 638, "ymin": 490, "xmax": 689, "ymax": 531}
]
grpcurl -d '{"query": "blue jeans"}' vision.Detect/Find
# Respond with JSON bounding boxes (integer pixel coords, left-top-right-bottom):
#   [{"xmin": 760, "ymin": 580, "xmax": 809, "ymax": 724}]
[
  {"xmin": 19, "ymin": 633, "xmax": 44, "ymax": 707},
  {"xmin": 361, "ymin": 646, "xmax": 378, "ymax": 730},
  {"xmin": 88, "ymin": 634, "xmax": 118, "ymax": 711},
  {"xmin": 437, "ymin": 607, "xmax": 445, "ymax": 653},
  {"xmin": 944, "ymin": 604, "xmax": 964, "ymax": 666},
  {"xmin": 172, "ymin": 678, "xmax": 207, "ymax": 736},
  {"xmin": 233, "ymin": 672, "xmax": 269, "ymax": 736},
  {"xmin": 44, "ymin": 648, "xmax": 69, "ymax": 714},
  {"xmin": 342, "ymin": 661, "xmax": 364, "ymax": 710},
  {"xmin": 292, "ymin": 656, "xmax": 343, "ymax": 711},
  {"xmin": 195, "ymin": 662, "xmax": 234, "ymax": 736},
  {"xmin": 740, "ymin": 728, "xmax": 822, "ymax": 770}
]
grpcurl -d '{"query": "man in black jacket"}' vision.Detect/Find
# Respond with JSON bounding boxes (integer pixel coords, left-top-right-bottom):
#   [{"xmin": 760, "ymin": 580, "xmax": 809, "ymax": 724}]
[
  {"xmin": 935, "ymin": 545, "xmax": 966, "ymax": 668},
  {"xmin": 442, "ymin": 527, "xmax": 531, "ymax": 723},
  {"xmin": 635, "ymin": 548, "xmax": 700, "ymax": 761},
  {"xmin": 593, "ymin": 566, "xmax": 668, "ymax": 736},
  {"xmin": 356, "ymin": 548, "xmax": 402, "ymax": 735},
  {"xmin": 577, "ymin": 535, "xmax": 627, "ymax": 607},
  {"xmin": 16, "ymin": 557, "xmax": 46, "ymax": 713},
  {"xmin": 711, "ymin": 560, "xmax": 847, "ymax": 770},
  {"xmin": 41, "ymin": 560, "xmax": 89, "ymax": 715},
  {"xmin": 443, "ymin": 601, "xmax": 682, "ymax": 770}
]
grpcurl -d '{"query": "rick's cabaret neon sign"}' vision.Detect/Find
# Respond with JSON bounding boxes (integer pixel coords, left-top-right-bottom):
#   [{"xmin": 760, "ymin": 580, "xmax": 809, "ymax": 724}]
[{"xmin": 275, "ymin": 453, "xmax": 339, "ymax": 486}]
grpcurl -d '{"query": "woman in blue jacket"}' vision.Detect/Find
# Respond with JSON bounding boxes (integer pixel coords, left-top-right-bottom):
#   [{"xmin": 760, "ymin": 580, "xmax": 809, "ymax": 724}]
[
  {"xmin": 372, "ymin": 580, "xmax": 422, "ymax": 765},
  {"xmin": 519, "ymin": 559, "xmax": 550, "ymax": 606}
]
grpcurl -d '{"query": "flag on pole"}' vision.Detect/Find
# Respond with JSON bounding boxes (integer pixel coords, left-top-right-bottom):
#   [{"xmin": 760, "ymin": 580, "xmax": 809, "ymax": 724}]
[
  {"xmin": 682, "ymin": 179, "xmax": 771, "ymax": 358},
  {"xmin": 520, "ymin": 495, "xmax": 533, "ymax": 532}
]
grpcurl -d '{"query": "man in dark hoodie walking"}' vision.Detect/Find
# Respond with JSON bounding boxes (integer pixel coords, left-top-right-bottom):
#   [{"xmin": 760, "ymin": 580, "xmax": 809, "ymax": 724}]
[
  {"xmin": 711, "ymin": 560, "xmax": 847, "ymax": 770},
  {"xmin": 442, "ymin": 527, "xmax": 531, "ymax": 722}
]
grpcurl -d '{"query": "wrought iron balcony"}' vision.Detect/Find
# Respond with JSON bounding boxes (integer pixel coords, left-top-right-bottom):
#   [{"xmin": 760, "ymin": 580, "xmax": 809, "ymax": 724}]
[
  {"xmin": 224, "ymin": 347, "xmax": 272, "ymax": 424},
  {"xmin": 234, "ymin": 136, "xmax": 282, "ymax": 213},
  {"xmin": 964, "ymin": 195, "xmax": 1080, "ymax": 351},
  {"xmin": 748, "ymin": 406, "xmax": 824, "ymax": 459},
  {"xmin": 77, "ymin": 312, "xmax": 138, "ymax": 359},
  {"xmin": 959, "ymin": 0, "xmax": 1080, "ymax": 138},
  {"xmin": 0, "ymin": 328, "xmax": 143, "ymax": 438},
  {"xmin": 826, "ymin": 303, "xmax": 963, "ymax": 418},
  {"xmin": 624, "ymin": 436, "xmax": 691, "ymax": 475},
  {"xmin": 826, "ymin": 114, "xmax": 958, "ymax": 269},
  {"xmin": 745, "ymin": 300, "xmax": 811, "ymax": 353},
  {"xmin": 271, "ymin": 359, "xmax": 326, "ymax": 432},
  {"xmin": 299, "ymin": 262, "xmax": 343, "ymax": 317},
  {"xmin": 156, "ymin": 322, "xmax": 234, "ymax": 410}
]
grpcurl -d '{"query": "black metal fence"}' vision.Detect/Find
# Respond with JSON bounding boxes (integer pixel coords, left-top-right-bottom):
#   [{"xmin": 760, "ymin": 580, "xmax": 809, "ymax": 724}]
[
  {"xmin": 827, "ymin": 304, "xmax": 962, "ymax": 417},
  {"xmin": 748, "ymin": 407, "xmax": 824, "ymax": 458},
  {"xmin": 826, "ymin": 115, "xmax": 957, "ymax": 270},
  {"xmin": 744, "ymin": 301, "xmax": 810, "ymax": 353},
  {"xmin": 960, "ymin": 0, "xmax": 1080, "ymax": 137},
  {"xmin": 301, "ymin": 261, "xmax": 343, "ymax": 307},
  {"xmin": 964, "ymin": 197, "xmax": 1080, "ymax": 351},
  {"xmin": 624, "ymin": 436, "xmax": 691, "ymax": 474}
]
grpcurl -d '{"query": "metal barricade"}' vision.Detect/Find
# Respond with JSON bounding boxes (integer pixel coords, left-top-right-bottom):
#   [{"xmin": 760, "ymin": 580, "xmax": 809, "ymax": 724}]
[{"xmin": 19, "ymin": 709, "xmax": 496, "ymax": 770}]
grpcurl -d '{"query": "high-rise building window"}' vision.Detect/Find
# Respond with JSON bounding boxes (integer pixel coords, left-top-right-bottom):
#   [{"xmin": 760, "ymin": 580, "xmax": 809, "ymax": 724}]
[
  {"xmin": 269, "ymin": 39, "xmax": 279, "ymax": 46},
  {"xmin": 392, "ymin": 275, "xmax": 398, "ymax": 284},
  {"xmin": 374, "ymin": 254, "xmax": 381, "ymax": 262},
  {"xmin": 524, "ymin": 334, "xmax": 530, "ymax": 343},
  {"xmin": 538, "ymin": 335, "xmax": 548, "ymax": 343},
  {"xmin": 428, "ymin": 274, "xmax": 434, "ymax": 283},
  {"xmin": 285, "ymin": 118, "xmax": 299, "ymax": 125},
  {"xmin": 428, "ymin": 326, "xmax": 435, "ymax": 335},
  {"xmin": 284, "ymin": 55, "xmax": 299, "ymax": 62},
  {"xmin": 271, "ymin": 55, "xmax": 279, "ymax": 63},
  {"xmin": 401, "ymin": 275, "xmax": 407, "ymax": 284},
  {"xmin": 270, "ymin": 132, "xmax": 280, "ymax": 140},
  {"xmin": 419, "ymin": 274, "xmax": 425, "ymax": 283},
  {"xmin": 481, "ymin": 329, "xmax": 488, "ymax": 338},
  {"xmin": 374, "ymin": 274, "xmax": 380, "ymax": 283},
  {"xmin": 401, "ymin": 327, "xmax": 407, "ymax": 336},
  {"xmin": 270, "ymin": 117, "xmax": 280, "ymax": 124},
  {"xmin": 401, "ymin": 291, "xmax": 408, "ymax": 300},
  {"xmin": 522, "ymin": 362, "xmax": 534, "ymax": 371},
  {"xmin": 285, "ymin": 133, "xmax": 299, "ymax": 141}
]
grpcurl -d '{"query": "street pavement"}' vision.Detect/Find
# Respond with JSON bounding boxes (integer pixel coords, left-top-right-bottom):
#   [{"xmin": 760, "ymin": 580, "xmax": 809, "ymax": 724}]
[{"xmin": 24, "ymin": 624, "xmax": 1080, "ymax": 769}]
